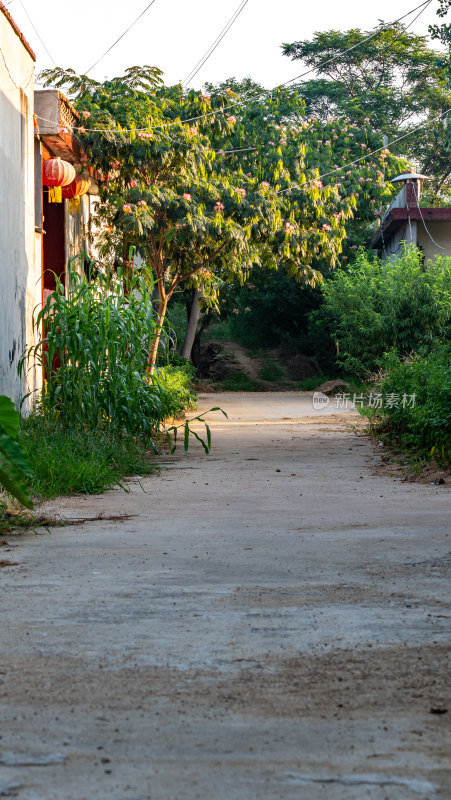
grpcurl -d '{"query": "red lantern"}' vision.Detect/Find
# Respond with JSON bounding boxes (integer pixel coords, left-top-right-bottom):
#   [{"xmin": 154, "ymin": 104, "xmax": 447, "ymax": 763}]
[
  {"xmin": 62, "ymin": 176, "xmax": 91, "ymax": 199},
  {"xmin": 42, "ymin": 158, "xmax": 76, "ymax": 188}
]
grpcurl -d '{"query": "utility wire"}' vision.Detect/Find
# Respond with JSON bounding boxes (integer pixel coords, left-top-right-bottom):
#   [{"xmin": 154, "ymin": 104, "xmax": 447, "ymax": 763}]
[
  {"xmin": 38, "ymin": 0, "xmax": 433, "ymax": 134},
  {"xmin": 277, "ymin": 108, "xmax": 451, "ymax": 194},
  {"xmin": 84, "ymin": 0, "xmax": 159, "ymax": 75},
  {"xmin": 183, "ymin": 0, "xmax": 250, "ymax": 86},
  {"xmin": 412, "ymin": 181, "xmax": 447, "ymax": 248},
  {"xmin": 19, "ymin": 0, "xmax": 57, "ymax": 66},
  {"xmin": 280, "ymin": 0, "xmax": 432, "ymax": 88}
]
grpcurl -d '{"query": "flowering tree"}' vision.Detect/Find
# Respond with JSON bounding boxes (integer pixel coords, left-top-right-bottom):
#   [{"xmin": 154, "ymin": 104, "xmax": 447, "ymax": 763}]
[{"xmin": 41, "ymin": 67, "xmax": 402, "ymax": 369}]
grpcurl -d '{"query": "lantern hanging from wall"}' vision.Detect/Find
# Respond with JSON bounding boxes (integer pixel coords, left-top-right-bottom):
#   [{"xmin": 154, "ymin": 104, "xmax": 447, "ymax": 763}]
[
  {"xmin": 42, "ymin": 158, "xmax": 76, "ymax": 203},
  {"xmin": 62, "ymin": 175, "xmax": 91, "ymax": 210}
]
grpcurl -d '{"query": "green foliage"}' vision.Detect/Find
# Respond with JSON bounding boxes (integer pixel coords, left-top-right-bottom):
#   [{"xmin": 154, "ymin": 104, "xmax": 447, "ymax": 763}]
[
  {"xmin": 216, "ymin": 268, "xmax": 321, "ymax": 350},
  {"xmin": 19, "ymin": 416, "xmax": 156, "ymax": 499},
  {"xmin": 282, "ymin": 25, "xmax": 451, "ymax": 196},
  {"xmin": 20, "ymin": 267, "xmax": 171, "ymax": 436},
  {"xmin": 157, "ymin": 362, "xmax": 197, "ymax": 416},
  {"xmin": 0, "ymin": 395, "xmax": 33, "ymax": 509},
  {"xmin": 39, "ymin": 67, "xmax": 403, "ymax": 362},
  {"xmin": 372, "ymin": 347, "xmax": 451, "ymax": 463},
  {"xmin": 312, "ymin": 246, "xmax": 451, "ymax": 376}
]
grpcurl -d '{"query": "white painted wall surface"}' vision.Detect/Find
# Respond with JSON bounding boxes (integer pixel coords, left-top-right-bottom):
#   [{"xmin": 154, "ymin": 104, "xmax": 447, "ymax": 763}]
[
  {"xmin": 0, "ymin": 12, "xmax": 40, "ymax": 409},
  {"xmin": 417, "ymin": 220, "xmax": 451, "ymax": 262}
]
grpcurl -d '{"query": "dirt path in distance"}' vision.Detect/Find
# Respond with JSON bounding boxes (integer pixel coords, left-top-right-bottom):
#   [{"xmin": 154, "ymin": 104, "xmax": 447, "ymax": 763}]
[{"xmin": 0, "ymin": 392, "xmax": 449, "ymax": 800}]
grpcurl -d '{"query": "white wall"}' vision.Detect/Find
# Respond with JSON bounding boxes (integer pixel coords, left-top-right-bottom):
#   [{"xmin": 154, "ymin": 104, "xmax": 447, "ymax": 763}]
[
  {"xmin": 0, "ymin": 12, "xmax": 40, "ymax": 409},
  {"xmin": 417, "ymin": 220, "xmax": 451, "ymax": 262}
]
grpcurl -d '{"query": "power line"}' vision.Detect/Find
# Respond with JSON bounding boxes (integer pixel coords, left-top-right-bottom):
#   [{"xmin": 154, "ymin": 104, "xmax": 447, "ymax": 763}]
[
  {"xmin": 411, "ymin": 181, "xmax": 447, "ymax": 249},
  {"xmin": 277, "ymin": 108, "xmax": 451, "ymax": 195},
  {"xmin": 183, "ymin": 0, "xmax": 250, "ymax": 87},
  {"xmin": 18, "ymin": 0, "xmax": 57, "ymax": 66},
  {"xmin": 84, "ymin": 0, "xmax": 159, "ymax": 75},
  {"xmin": 280, "ymin": 0, "xmax": 432, "ymax": 88},
  {"xmin": 39, "ymin": 0, "xmax": 433, "ymax": 134}
]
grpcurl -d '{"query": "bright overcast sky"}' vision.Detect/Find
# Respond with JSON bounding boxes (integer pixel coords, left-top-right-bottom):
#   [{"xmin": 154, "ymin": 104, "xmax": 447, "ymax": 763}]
[{"xmin": 8, "ymin": 0, "xmax": 444, "ymax": 89}]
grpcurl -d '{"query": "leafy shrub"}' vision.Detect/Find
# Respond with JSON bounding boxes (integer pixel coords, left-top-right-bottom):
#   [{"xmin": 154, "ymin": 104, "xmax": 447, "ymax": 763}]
[
  {"xmin": 20, "ymin": 267, "xmax": 194, "ymax": 436},
  {"xmin": 373, "ymin": 347, "xmax": 451, "ymax": 462},
  {"xmin": 156, "ymin": 362, "xmax": 197, "ymax": 418},
  {"xmin": 311, "ymin": 246, "xmax": 451, "ymax": 376}
]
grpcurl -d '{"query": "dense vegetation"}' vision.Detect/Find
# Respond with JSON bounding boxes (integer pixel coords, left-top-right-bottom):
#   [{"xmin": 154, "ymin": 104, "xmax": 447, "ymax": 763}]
[
  {"xmin": 374, "ymin": 346, "xmax": 451, "ymax": 462},
  {"xmin": 310, "ymin": 246, "xmax": 451, "ymax": 376}
]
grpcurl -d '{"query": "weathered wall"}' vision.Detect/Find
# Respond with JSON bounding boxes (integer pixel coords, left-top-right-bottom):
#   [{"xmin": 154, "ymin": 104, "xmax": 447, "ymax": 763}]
[
  {"xmin": 0, "ymin": 11, "xmax": 40, "ymax": 409},
  {"xmin": 417, "ymin": 220, "xmax": 451, "ymax": 262}
]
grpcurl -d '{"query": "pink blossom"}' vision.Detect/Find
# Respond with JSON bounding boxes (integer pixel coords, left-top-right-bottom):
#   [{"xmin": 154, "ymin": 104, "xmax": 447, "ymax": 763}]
[
  {"xmin": 214, "ymin": 201, "xmax": 224, "ymax": 211},
  {"xmin": 122, "ymin": 204, "xmax": 132, "ymax": 213},
  {"xmin": 201, "ymin": 94, "xmax": 210, "ymax": 101},
  {"xmin": 183, "ymin": 193, "xmax": 192, "ymax": 201},
  {"xmin": 226, "ymin": 115, "xmax": 236, "ymax": 125},
  {"xmin": 189, "ymin": 127, "xmax": 198, "ymax": 136},
  {"xmin": 260, "ymin": 181, "xmax": 270, "ymax": 188},
  {"xmin": 322, "ymin": 224, "xmax": 332, "ymax": 231},
  {"xmin": 137, "ymin": 200, "xmax": 147, "ymax": 206},
  {"xmin": 236, "ymin": 188, "xmax": 246, "ymax": 197},
  {"xmin": 325, "ymin": 140, "xmax": 331, "ymax": 146},
  {"xmin": 313, "ymin": 180, "xmax": 323, "ymax": 189},
  {"xmin": 82, "ymin": 110, "xmax": 91, "ymax": 119}
]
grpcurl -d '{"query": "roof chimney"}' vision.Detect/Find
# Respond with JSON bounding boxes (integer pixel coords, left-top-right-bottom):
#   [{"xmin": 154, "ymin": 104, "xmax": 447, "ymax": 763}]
[{"xmin": 390, "ymin": 168, "xmax": 431, "ymax": 201}]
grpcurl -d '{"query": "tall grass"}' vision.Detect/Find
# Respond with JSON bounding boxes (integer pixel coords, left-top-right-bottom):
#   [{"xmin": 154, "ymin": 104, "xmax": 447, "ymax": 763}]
[
  {"xmin": 20, "ymin": 266, "xmax": 175, "ymax": 436},
  {"xmin": 19, "ymin": 416, "xmax": 157, "ymax": 498}
]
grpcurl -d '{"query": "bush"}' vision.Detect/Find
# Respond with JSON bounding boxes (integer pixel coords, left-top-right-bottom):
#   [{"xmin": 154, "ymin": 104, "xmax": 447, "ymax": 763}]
[
  {"xmin": 311, "ymin": 246, "xmax": 451, "ymax": 376},
  {"xmin": 156, "ymin": 360, "xmax": 197, "ymax": 418},
  {"xmin": 372, "ymin": 347, "xmax": 451, "ymax": 462}
]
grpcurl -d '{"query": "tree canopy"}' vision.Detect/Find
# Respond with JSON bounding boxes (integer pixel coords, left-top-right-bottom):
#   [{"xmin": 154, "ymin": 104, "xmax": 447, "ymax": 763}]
[
  {"xmin": 40, "ymin": 66, "xmax": 403, "ymax": 366},
  {"xmin": 282, "ymin": 24, "xmax": 451, "ymax": 195}
]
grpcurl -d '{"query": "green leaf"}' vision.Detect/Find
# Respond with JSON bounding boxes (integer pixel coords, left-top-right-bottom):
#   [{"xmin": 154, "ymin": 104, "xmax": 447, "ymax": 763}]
[
  {"xmin": 0, "ymin": 462, "xmax": 33, "ymax": 509},
  {"xmin": 0, "ymin": 395, "xmax": 20, "ymax": 438},
  {"xmin": 0, "ymin": 433, "xmax": 33, "ymax": 478}
]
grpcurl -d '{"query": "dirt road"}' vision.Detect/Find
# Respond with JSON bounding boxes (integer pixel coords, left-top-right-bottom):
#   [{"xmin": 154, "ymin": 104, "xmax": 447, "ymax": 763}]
[{"xmin": 1, "ymin": 392, "xmax": 450, "ymax": 799}]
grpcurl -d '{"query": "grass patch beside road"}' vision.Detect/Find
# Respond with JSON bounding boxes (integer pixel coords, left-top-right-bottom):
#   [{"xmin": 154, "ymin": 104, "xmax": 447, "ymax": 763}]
[{"xmin": 18, "ymin": 417, "xmax": 157, "ymax": 500}]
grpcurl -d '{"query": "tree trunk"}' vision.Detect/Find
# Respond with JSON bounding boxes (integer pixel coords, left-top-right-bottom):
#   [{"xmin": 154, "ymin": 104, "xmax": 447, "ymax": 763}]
[
  {"xmin": 146, "ymin": 297, "xmax": 168, "ymax": 376},
  {"xmin": 181, "ymin": 289, "xmax": 202, "ymax": 361}
]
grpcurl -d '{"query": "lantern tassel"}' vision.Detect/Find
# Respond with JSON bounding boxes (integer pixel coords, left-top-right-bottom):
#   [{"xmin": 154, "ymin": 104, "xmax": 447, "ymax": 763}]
[
  {"xmin": 48, "ymin": 186, "xmax": 62, "ymax": 203},
  {"xmin": 69, "ymin": 197, "xmax": 81, "ymax": 214}
]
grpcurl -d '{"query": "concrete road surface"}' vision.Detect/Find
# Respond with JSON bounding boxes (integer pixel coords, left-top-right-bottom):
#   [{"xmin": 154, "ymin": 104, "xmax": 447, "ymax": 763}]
[{"xmin": 0, "ymin": 392, "xmax": 450, "ymax": 799}]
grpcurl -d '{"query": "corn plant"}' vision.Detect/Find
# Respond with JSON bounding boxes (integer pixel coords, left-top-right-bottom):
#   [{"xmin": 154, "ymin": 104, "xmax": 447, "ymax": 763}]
[
  {"xmin": 19, "ymin": 262, "xmax": 220, "ymax": 454},
  {"xmin": 20, "ymin": 264, "xmax": 168, "ymax": 436}
]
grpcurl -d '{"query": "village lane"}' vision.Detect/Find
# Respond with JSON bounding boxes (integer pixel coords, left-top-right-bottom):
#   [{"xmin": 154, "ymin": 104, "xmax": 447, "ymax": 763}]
[{"xmin": 0, "ymin": 392, "xmax": 450, "ymax": 800}]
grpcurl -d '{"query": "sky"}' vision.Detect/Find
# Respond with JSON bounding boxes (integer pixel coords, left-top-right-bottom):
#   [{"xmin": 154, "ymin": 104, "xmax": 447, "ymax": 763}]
[{"xmin": 5, "ymin": 0, "xmax": 444, "ymax": 90}]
